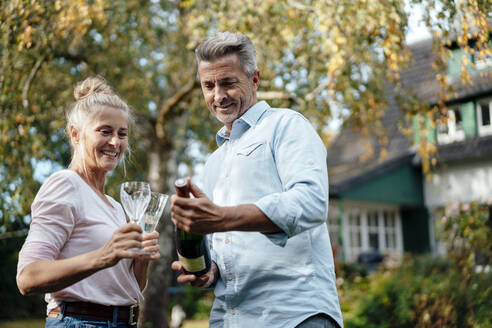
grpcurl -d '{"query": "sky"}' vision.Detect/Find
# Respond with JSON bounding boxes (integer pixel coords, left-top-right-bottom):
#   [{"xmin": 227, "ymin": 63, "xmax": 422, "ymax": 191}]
[{"xmin": 406, "ymin": 2, "xmax": 432, "ymax": 44}]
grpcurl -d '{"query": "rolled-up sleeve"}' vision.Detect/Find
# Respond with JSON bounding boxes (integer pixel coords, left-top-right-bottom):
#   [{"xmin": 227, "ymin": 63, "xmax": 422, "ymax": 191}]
[
  {"xmin": 17, "ymin": 173, "xmax": 77, "ymax": 278},
  {"xmin": 254, "ymin": 113, "xmax": 328, "ymax": 247}
]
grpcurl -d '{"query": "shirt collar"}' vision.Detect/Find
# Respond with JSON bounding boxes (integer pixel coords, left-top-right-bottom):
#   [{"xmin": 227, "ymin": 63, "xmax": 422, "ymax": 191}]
[{"xmin": 216, "ymin": 101, "xmax": 269, "ymax": 146}]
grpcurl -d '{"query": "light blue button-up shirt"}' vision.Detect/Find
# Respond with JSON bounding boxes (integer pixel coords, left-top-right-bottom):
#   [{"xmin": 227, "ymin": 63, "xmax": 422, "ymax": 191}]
[{"xmin": 202, "ymin": 101, "xmax": 343, "ymax": 328}]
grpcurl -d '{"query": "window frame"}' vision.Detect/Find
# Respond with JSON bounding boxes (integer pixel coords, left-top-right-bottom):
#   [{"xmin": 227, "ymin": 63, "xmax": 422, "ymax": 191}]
[
  {"xmin": 437, "ymin": 106, "xmax": 465, "ymax": 144},
  {"xmin": 477, "ymin": 98, "xmax": 492, "ymax": 136},
  {"xmin": 336, "ymin": 201, "xmax": 403, "ymax": 262},
  {"xmin": 472, "ymin": 51, "xmax": 492, "ymax": 71}
]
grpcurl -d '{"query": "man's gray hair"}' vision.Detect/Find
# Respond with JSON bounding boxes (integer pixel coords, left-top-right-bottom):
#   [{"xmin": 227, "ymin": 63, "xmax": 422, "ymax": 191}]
[{"xmin": 195, "ymin": 32, "xmax": 258, "ymax": 77}]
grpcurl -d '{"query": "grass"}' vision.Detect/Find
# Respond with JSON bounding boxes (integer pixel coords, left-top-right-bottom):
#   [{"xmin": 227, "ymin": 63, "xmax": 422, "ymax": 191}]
[
  {"xmin": 0, "ymin": 320, "xmax": 44, "ymax": 328},
  {"xmin": 0, "ymin": 319, "xmax": 209, "ymax": 328},
  {"xmin": 182, "ymin": 319, "xmax": 209, "ymax": 328}
]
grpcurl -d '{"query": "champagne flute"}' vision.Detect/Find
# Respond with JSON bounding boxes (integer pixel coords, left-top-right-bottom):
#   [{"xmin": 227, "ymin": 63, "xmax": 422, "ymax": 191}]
[
  {"xmin": 142, "ymin": 192, "xmax": 168, "ymax": 234},
  {"xmin": 120, "ymin": 181, "xmax": 151, "ymax": 253}
]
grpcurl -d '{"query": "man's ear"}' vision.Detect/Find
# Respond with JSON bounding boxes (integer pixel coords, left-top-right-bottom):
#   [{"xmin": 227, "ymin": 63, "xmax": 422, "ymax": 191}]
[
  {"xmin": 252, "ymin": 70, "xmax": 260, "ymax": 90},
  {"xmin": 70, "ymin": 125, "xmax": 80, "ymax": 144}
]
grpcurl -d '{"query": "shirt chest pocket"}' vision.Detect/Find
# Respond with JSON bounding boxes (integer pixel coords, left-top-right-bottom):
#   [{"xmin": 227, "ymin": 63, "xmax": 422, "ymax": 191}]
[
  {"xmin": 236, "ymin": 141, "xmax": 265, "ymax": 158},
  {"xmin": 233, "ymin": 140, "xmax": 274, "ymax": 182},
  {"xmin": 231, "ymin": 140, "xmax": 279, "ymax": 191}
]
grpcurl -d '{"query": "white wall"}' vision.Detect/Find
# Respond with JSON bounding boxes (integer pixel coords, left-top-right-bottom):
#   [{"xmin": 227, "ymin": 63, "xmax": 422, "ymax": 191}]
[{"xmin": 424, "ymin": 160, "xmax": 492, "ymax": 207}]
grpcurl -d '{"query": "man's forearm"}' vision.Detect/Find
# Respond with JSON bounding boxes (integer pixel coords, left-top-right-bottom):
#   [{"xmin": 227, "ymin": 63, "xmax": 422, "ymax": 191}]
[{"xmin": 221, "ymin": 204, "xmax": 282, "ymax": 233}]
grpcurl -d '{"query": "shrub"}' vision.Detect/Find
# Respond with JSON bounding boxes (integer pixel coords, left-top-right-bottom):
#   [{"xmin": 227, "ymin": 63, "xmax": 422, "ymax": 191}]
[
  {"xmin": 0, "ymin": 237, "xmax": 45, "ymax": 320},
  {"xmin": 169, "ymin": 285, "xmax": 214, "ymax": 320},
  {"xmin": 342, "ymin": 201, "xmax": 492, "ymax": 328}
]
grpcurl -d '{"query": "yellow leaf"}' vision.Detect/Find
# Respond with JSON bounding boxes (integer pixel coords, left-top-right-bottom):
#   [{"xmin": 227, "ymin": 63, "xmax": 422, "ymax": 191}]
[
  {"xmin": 15, "ymin": 113, "xmax": 25, "ymax": 124},
  {"xmin": 335, "ymin": 36, "xmax": 346, "ymax": 45}
]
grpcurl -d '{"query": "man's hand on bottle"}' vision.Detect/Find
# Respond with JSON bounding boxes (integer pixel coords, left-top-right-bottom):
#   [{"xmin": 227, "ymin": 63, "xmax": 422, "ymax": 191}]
[
  {"xmin": 170, "ymin": 181, "xmax": 226, "ymax": 235},
  {"xmin": 171, "ymin": 261, "xmax": 219, "ymax": 288}
]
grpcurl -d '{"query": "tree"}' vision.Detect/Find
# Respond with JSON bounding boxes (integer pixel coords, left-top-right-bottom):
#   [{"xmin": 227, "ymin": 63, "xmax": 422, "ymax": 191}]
[
  {"xmin": 2, "ymin": 1, "xmax": 193, "ymax": 325},
  {"xmin": 1, "ymin": 0, "xmax": 490, "ymax": 326}
]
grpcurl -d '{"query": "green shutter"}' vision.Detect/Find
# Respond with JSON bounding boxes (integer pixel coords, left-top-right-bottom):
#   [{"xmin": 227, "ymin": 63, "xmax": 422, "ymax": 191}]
[
  {"xmin": 460, "ymin": 101, "xmax": 477, "ymax": 137},
  {"xmin": 447, "ymin": 49, "xmax": 464, "ymax": 78},
  {"xmin": 413, "ymin": 115, "xmax": 437, "ymax": 145},
  {"xmin": 426, "ymin": 116, "xmax": 437, "ymax": 143}
]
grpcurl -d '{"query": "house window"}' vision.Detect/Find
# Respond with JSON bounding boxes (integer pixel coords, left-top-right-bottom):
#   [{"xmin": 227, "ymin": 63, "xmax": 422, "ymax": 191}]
[
  {"xmin": 383, "ymin": 211, "xmax": 397, "ymax": 249},
  {"xmin": 348, "ymin": 212, "xmax": 362, "ymax": 251},
  {"xmin": 437, "ymin": 107, "xmax": 465, "ymax": 144},
  {"xmin": 367, "ymin": 211, "xmax": 379, "ymax": 250},
  {"xmin": 477, "ymin": 99, "xmax": 492, "ymax": 136},
  {"xmin": 472, "ymin": 51, "xmax": 492, "ymax": 70},
  {"xmin": 343, "ymin": 205, "xmax": 402, "ymax": 262},
  {"xmin": 347, "ymin": 212, "xmax": 363, "ymax": 261}
]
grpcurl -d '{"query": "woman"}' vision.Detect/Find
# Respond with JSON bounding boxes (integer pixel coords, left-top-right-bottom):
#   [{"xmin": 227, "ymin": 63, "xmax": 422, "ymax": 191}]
[{"xmin": 16, "ymin": 76, "xmax": 159, "ymax": 328}]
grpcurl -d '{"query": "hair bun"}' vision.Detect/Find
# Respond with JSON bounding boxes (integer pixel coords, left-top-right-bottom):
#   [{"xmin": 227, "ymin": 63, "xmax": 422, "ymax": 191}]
[{"xmin": 74, "ymin": 76, "xmax": 114, "ymax": 101}]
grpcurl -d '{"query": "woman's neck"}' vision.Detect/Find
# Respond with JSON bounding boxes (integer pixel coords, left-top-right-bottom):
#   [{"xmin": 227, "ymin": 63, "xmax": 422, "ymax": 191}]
[{"xmin": 71, "ymin": 165, "xmax": 107, "ymax": 194}]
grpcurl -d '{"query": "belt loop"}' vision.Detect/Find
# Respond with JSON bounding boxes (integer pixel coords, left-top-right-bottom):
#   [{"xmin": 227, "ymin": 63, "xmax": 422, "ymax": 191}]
[
  {"xmin": 60, "ymin": 302, "xmax": 66, "ymax": 319},
  {"xmin": 112, "ymin": 306, "xmax": 118, "ymax": 328}
]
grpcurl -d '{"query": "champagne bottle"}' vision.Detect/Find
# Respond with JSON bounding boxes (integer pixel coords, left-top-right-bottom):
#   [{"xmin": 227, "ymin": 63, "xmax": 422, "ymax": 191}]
[{"xmin": 174, "ymin": 178, "xmax": 211, "ymax": 277}]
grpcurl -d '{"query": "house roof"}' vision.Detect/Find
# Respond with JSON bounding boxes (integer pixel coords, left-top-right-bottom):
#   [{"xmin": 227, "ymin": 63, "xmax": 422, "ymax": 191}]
[
  {"xmin": 403, "ymin": 39, "xmax": 492, "ymax": 105},
  {"xmin": 436, "ymin": 134, "xmax": 492, "ymax": 163},
  {"xmin": 327, "ymin": 38, "xmax": 492, "ymax": 193}
]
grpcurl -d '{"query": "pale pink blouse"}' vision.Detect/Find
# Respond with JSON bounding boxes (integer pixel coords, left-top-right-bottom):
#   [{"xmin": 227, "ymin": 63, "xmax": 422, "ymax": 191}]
[{"xmin": 17, "ymin": 170, "xmax": 143, "ymax": 314}]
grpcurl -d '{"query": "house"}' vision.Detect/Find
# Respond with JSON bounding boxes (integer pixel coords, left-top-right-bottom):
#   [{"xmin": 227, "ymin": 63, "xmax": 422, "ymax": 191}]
[{"xmin": 326, "ymin": 38, "xmax": 492, "ymax": 263}]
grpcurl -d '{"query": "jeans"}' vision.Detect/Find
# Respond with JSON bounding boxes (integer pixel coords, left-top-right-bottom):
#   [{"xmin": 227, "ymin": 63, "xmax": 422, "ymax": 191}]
[{"xmin": 295, "ymin": 313, "xmax": 340, "ymax": 328}]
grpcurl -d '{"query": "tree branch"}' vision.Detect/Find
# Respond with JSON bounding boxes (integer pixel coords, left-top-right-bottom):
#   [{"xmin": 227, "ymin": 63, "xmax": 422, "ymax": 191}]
[
  {"xmin": 0, "ymin": 230, "xmax": 28, "ymax": 240},
  {"xmin": 156, "ymin": 77, "xmax": 198, "ymax": 139},
  {"xmin": 257, "ymin": 90, "xmax": 293, "ymax": 100},
  {"xmin": 305, "ymin": 80, "xmax": 331, "ymax": 101},
  {"xmin": 0, "ymin": 25, "xmax": 10, "ymax": 92},
  {"xmin": 22, "ymin": 55, "xmax": 46, "ymax": 109},
  {"xmin": 53, "ymin": 51, "xmax": 88, "ymax": 64},
  {"xmin": 287, "ymin": 0, "xmax": 314, "ymax": 11}
]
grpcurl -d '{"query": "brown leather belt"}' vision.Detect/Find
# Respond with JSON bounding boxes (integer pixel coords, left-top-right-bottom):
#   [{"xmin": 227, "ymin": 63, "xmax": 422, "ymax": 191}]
[{"xmin": 48, "ymin": 301, "xmax": 138, "ymax": 325}]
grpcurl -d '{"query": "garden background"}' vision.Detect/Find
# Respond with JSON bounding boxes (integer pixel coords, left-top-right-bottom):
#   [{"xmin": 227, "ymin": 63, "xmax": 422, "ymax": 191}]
[{"xmin": 1, "ymin": 1, "xmax": 491, "ymax": 327}]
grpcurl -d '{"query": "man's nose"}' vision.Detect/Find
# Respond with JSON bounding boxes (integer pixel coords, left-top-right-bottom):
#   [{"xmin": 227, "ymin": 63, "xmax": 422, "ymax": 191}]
[{"xmin": 214, "ymin": 86, "xmax": 227, "ymax": 103}]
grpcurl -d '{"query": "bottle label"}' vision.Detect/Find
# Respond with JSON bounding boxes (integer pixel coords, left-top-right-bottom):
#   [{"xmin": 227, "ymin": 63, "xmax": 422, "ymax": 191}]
[{"xmin": 178, "ymin": 253, "xmax": 206, "ymax": 273}]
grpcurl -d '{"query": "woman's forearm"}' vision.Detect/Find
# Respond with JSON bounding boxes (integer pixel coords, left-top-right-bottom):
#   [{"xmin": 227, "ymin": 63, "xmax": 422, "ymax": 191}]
[{"xmin": 17, "ymin": 250, "xmax": 105, "ymax": 295}]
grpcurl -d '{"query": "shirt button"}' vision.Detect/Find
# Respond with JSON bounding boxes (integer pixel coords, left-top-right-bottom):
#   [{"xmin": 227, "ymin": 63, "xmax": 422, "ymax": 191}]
[
  {"xmin": 228, "ymin": 274, "xmax": 233, "ymax": 281},
  {"xmin": 225, "ymin": 238, "xmax": 230, "ymax": 244}
]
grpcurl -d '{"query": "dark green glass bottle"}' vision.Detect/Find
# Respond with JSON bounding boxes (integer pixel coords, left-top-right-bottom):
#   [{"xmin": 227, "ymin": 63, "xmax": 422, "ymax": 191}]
[{"xmin": 174, "ymin": 178, "xmax": 211, "ymax": 277}]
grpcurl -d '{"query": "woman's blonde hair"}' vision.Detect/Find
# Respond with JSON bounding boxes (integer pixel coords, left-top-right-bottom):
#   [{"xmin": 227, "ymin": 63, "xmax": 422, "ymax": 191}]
[{"xmin": 66, "ymin": 76, "xmax": 134, "ymax": 175}]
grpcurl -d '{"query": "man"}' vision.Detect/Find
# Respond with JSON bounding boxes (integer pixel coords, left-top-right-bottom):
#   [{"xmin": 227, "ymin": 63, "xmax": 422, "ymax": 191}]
[{"xmin": 170, "ymin": 32, "xmax": 343, "ymax": 328}]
